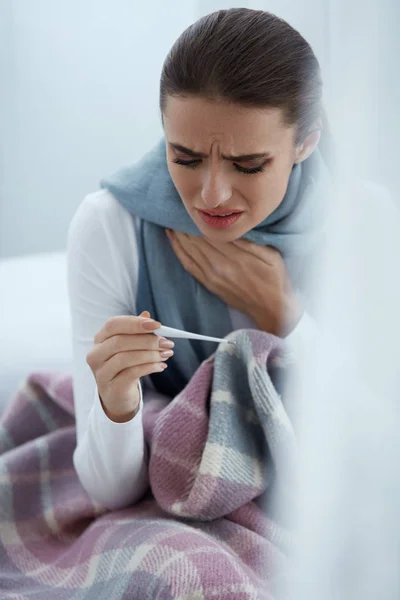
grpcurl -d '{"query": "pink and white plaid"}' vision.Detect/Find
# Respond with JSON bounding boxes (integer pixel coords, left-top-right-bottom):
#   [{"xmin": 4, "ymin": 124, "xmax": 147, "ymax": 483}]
[{"xmin": 0, "ymin": 329, "xmax": 294, "ymax": 599}]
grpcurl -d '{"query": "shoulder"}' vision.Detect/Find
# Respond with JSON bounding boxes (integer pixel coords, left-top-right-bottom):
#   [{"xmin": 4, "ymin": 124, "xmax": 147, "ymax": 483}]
[
  {"xmin": 67, "ymin": 190, "xmax": 141, "ymax": 300},
  {"xmin": 68, "ymin": 189, "xmax": 140, "ymax": 254},
  {"xmin": 69, "ymin": 189, "xmax": 137, "ymax": 237},
  {"xmin": 67, "ymin": 190, "xmax": 141, "ymax": 310}
]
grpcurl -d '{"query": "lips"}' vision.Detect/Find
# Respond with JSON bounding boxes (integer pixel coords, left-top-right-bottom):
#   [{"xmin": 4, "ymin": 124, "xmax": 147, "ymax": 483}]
[
  {"xmin": 199, "ymin": 209, "xmax": 243, "ymax": 217},
  {"xmin": 197, "ymin": 209, "xmax": 243, "ymax": 230}
]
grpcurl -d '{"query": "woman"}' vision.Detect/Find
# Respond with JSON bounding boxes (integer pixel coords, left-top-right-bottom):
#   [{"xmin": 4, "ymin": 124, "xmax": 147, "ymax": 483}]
[{"xmin": 67, "ymin": 8, "xmax": 326, "ymax": 510}]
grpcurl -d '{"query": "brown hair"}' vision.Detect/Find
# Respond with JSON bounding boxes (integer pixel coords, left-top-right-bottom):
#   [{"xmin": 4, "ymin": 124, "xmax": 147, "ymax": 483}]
[{"xmin": 160, "ymin": 8, "xmax": 328, "ymax": 151}]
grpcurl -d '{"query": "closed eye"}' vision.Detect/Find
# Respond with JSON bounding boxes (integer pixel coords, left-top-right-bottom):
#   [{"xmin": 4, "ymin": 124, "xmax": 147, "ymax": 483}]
[
  {"xmin": 172, "ymin": 158, "xmax": 271, "ymax": 175},
  {"xmin": 173, "ymin": 158, "xmax": 200, "ymax": 169}
]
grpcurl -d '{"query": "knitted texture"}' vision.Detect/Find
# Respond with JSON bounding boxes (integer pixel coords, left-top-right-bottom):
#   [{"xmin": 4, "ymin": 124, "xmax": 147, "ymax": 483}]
[{"xmin": 0, "ymin": 329, "xmax": 294, "ymax": 599}]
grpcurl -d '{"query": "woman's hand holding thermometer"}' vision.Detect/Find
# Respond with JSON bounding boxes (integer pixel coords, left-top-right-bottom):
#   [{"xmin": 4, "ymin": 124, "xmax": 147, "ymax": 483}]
[
  {"xmin": 86, "ymin": 311, "xmax": 173, "ymax": 423},
  {"xmin": 86, "ymin": 312, "xmax": 233, "ymax": 424}
]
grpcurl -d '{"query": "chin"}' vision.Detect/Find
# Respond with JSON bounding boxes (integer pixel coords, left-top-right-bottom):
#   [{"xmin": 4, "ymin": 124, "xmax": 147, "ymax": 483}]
[
  {"xmin": 206, "ymin": 231, "xmax": 239, "ymax": 243},
  {"xmin": 196, "ymin": 221, "xmax": 246, "ymax": 243}
]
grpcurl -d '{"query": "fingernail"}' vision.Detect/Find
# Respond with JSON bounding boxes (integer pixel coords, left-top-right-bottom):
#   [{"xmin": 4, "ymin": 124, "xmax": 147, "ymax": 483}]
[
  {"xmin": 160, "ymin": 350, "xmax": 174, "ymax": 359},
  {"xmin": 159, "ymin": 337, "xmax": 175, "ymax": 349},
  {"xmin": 154, "ymin": 363, "xmax": 168, "ymax": 372},
  {"xmin": 142, "ymin": 319, "xmax": 160, "ymax": 331}
]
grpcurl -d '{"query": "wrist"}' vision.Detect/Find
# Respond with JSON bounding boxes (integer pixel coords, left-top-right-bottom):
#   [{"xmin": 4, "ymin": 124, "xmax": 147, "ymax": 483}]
[
  {"xmin": 252, "ymin": 294, "xmax": 303, "ymax": 338},
  {"xmin": 101, "ymin": 400, "xmax": 140, "ymax": 423},
  {"xmin": 99, "ymin": 384, "xmax": 141, "ymax": 423}
]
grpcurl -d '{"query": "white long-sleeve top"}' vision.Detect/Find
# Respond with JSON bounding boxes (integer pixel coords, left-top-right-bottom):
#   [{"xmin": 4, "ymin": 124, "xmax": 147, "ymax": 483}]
[{"xmin": 67, "ymin": 189, "xmax": 318, "ymax": 510}]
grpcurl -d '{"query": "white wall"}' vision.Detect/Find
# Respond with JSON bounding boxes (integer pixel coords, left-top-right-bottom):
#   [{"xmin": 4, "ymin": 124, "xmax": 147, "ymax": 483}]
[
  {"xmin": 1, "ymin": 1, "xmax": 397, "ymax": 258},
  {"xmin": 0, "ymin": 0, "xmax": 13, "ymax": 243},
  {"xmin": 0, "ymin": 0, "xmax": 331, "ymax": 259},
  {"xmin": 0, "ymin": 0, "xmax": 196, "ymax": 258}
]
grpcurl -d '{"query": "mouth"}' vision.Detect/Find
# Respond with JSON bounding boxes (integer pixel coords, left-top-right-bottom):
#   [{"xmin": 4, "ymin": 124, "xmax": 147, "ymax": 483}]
[{"xmin": 197, "ymin": 209, "xmax": 244, "ymax": 230}]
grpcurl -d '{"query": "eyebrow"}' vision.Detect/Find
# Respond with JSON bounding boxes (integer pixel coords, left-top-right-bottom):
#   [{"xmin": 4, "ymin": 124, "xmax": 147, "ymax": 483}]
[{"xmin": 169, "ymin": 143, "xmax": 272, "ymax": 162}]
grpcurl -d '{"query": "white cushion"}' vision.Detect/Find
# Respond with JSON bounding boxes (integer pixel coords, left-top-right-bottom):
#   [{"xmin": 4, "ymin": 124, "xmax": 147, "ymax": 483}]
[{"xmin": 0, "ymin": 252, "xmax": 72, "ymax": 412}]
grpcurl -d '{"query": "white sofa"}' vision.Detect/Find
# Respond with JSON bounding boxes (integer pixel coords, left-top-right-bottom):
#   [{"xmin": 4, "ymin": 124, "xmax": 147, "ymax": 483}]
[{"xmin": 0, "ymin": 252, "xmax": 73, "ymax": 413}]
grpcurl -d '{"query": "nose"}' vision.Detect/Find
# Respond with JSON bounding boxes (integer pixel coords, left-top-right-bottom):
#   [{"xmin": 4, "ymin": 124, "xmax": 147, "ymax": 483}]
[{"xmin": 201, "ymin": 166, "xmax": 232, "ymax": 209}]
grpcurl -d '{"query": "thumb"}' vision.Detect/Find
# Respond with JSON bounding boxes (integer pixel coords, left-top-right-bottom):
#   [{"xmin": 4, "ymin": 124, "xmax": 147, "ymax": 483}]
[{"xmin": 139, "ymin": 310, "xmax": 151, "ymax": 318}]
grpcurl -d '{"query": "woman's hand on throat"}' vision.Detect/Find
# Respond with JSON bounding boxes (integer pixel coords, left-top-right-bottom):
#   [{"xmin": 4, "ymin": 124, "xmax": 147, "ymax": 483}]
[{"xmin": 165, "ymin": 229, "xmax": 302, "ymax": 337}]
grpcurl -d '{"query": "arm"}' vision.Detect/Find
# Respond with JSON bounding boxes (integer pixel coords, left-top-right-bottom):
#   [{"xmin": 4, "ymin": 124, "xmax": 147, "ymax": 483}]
[{"xmin": 67, "ymin": 191, "xmax": 148, "ymax": 510}]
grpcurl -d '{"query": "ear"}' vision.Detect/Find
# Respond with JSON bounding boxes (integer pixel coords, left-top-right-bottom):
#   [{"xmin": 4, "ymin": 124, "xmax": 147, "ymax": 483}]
[{"xmin": 294, "ymin": 122, "xmax": 322, "ymax": 164}]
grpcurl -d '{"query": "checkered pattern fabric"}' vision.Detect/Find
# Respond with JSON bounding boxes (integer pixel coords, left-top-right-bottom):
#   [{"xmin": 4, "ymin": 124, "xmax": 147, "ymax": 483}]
[{"xmin": 0, "ymin": 329, "xmax": 294, "ymax": 599}]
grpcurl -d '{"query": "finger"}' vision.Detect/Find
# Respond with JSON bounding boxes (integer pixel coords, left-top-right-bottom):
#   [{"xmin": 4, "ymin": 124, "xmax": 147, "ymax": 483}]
[
  {"xmin": 182, "ymin": 234, "xmax": 224, "ymax": 267},
  {"xmin": 177, "ymin": 233, "xmax": 214, "ymax": 272},
  {"xmin": 110, "ymin": 360, "xmax": 170, "ymax": 384},
  {"xmin": 87, "ymin": 333, "xmax": 174, "ymax": 367},
  {"xmin": 184, "ymin": 236, "xmax": 241, "ymax": 283},
  {"xmin": 94, "ymin": 315, "xmax": 161, "ymax": 344},
  {"xmin": 110, "ymin": 362, "xmax": 169, "ymax": 392},
  {"xmin": 97, "ymin": 349, "xmax": 173, "ymax": 387},
  {"xmin": 200, "ymin": 237, "xmax": 243, "ymax": 261},
  {"xmin": 182, "ymin": 233, "xmax": 248, "ymax": 266},
  {"xmin": 233, "ymin": 238, "xmax": 280, "ymax": 263},
  {"xmin": 168, "ymin": 231, "xmax": 208, "ymax": 280},
  {"xmin": 169, "ymin": 230, "xmax": 219, "ymax": 267},
  {"xmin": 167, "ymin": 230, "xmax": 191, "ymax": 258}
]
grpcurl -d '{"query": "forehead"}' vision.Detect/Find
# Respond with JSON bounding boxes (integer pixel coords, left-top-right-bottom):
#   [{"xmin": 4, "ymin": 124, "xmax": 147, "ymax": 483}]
[{"xmin": 163, "ymin": 96, "xmax": 294, "ymax": 151}]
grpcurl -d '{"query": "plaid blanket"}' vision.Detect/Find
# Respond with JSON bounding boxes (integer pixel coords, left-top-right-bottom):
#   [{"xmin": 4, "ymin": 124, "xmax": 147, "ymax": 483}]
[{"xmin": 0, "ymin": 329, "xmax": 295, "ymax": 599}]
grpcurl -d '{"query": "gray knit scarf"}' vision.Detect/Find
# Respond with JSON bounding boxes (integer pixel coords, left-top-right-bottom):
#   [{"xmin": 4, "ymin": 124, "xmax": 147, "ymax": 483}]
[{"xmin": 100, "ymin": 137, "xmax": 328, "ymax": 396}]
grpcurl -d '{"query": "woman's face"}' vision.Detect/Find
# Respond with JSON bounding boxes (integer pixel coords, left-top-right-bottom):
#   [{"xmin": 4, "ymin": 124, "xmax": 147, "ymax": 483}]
[{"xmin": 163, "ymin": 96, "xmax": 311, "ymax": 242}]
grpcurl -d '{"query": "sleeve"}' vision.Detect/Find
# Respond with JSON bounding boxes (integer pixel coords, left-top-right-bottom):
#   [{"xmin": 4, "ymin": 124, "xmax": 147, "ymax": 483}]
[{"xmin": 66, "ymin": 191, "xmax": 149, "ymax": 510}]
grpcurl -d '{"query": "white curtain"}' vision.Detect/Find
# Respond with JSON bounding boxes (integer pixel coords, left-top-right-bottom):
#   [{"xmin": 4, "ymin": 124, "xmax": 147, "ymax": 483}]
[{"xmin": 325, "ymin": 0, "xmax": 399, "ymax": 193}]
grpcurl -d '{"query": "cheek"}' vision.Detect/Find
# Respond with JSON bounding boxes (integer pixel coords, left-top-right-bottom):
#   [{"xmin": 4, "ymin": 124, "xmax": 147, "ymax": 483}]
[
  {"xmin": 241, "ymin": 169, "xmax": 291, "ymax": 219},
  {"xmin": 168, "ymin": 166, "xmax": 199, "ymax": 207}
]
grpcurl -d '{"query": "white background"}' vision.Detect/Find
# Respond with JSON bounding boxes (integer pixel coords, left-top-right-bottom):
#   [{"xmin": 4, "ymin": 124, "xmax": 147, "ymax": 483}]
[{"xmin": 1, "ymin": 0, "xmax": 398, "ymax": 258}]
